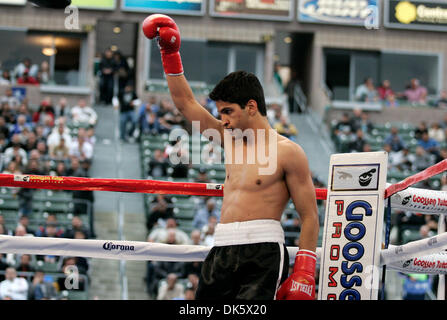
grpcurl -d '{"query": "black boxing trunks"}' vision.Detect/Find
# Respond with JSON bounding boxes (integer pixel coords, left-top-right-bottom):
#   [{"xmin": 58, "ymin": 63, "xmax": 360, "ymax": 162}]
[{"xmin": 195, "ymin": 219, "xmax": 289, "ymax": 300}]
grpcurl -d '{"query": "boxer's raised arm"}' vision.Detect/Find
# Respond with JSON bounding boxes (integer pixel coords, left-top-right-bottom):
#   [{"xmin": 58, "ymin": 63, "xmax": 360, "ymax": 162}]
[{"xmin": 142, "ymin": 14, "xmax": 223, "ymax": 139}]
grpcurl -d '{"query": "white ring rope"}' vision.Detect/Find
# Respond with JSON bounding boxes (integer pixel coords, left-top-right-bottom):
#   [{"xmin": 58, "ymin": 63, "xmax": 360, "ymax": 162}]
[
  {"xmin": 386, "ymin": 184, "xmax": 447, "ymax": 215},
  {"xmin": 1, "ymin": 235, "xmax": 447, "ymax": 274}
]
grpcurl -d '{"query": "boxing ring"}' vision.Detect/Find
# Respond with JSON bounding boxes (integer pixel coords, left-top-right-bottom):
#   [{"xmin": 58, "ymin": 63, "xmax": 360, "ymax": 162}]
[{"xmin": 0, "ymin": 158, "xmax": 446, "ymax": 299}]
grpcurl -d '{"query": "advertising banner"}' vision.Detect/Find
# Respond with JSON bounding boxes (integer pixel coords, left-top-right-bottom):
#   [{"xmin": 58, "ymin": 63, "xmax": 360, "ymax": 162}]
[
  {"xmin": 298, "ymin": 0, "xmax": 380, "ymax": 28},
  {"xmin": 122, "ymin": 0, "xmax": 205, "ymax": 15},
  {"xmin": 385, "ymin": 0, "xmax": 447, "ymax": 32},
  {"xmin": 210, "ymin": 0, "xmax": 293, "ymax": 21},
  {"xmin": 318, "ymin": 152, "xmax": 388, "ymax": 300}
]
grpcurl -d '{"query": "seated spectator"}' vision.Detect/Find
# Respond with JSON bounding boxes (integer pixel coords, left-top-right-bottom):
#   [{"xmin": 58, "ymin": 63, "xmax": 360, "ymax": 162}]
[
  {"xmin": 66, "ymin": 157, "xmax": 85, "ymax": 176},
  {"xmin": 71, "ymin": 99, "xmax": 97, "ymax": 127},
  {"xmin": 148, "ymin": 149, "xmax": 169, "ymax": 178},
  {"xmin": 16, "ymin": 254, "xmax": 35, "ymax": 274},
  {"xmin": 377, "ymin": 79, "xmax": 394, "ymax": 101},
  {"xmin": 274, "ymin": 115, "xmax": 298, "ymax": 141},
  {"xmin": 157, "ymin": 273, "xmax": 185, "ymax": 300},
  {"xmin": 0, "ymin": 267, "xmax": 29, "ymax": 300},
  {"xmin": 35, "ymin": 221, "xmax": 64, "ymax": 239},
  {"xmin": 201, "ymin": 215, "xmax": 217, "ymax": 247},
  {"xmin": 28, "ymin": 268, "xmax": 58, "ymax": 300},
  {"xmin": 18, "ymin": 215, "xmax": 34, "ymax": 235},
  {"xmin": 53, "ymin": 161, "xmax": 67, "ymax": 176},
  {"xmin": 146, "ymin": 194, "xmax": 174, "ymax": 232},
  {"xmin": 414, "ymin": 121, "xmax": 428, "ymax": 141},
  {"xmin": 428, "ymin": 122, "xmax": 445, "ymax": 144},
  {"xmin": 384, "ymin": 126, "xmax": 406, "ymax": 152},
  {"xmin": 436, "ymin": 90, "xmax": 447, "ymax": 109},
  {"xmin": 49, "ymin": 137, "xmax": 70, "ymax": 161},
  {"xmin": 69, "ymin": 133, "xmax": 94, "ymax": 162},
  {"xmin": 355, "ymin": 77, "xmax": 378, "ymax": 102},
  {"xmin": 23, "ymin": 131, "xmax": 38, "ymax": 153},
  {"xmin": 9, "ymin": 115, "xmax": 33, "ymax": 139},
  {"xmin": 37, "ymin": 61, "xmax": 50, "ymax": 84},
  {"xmin": 192, "ymin": 198, "xmax": 220, "ymax": 230},
  {"xmin": 17, "ymin": 68, "xmax": 39, "ymax": 85},
  {"xmin": 418, "ymin": 131, "xmax": 440, "ymax": 157},
  {"xmin": 390, "ymin": 147, "xmax": 414, "ymax": 173},
  {"xmin": 14, "ymin": 58, "xmax": 39, "ymax": 79},
  {"xmin": 47, "ymin": 120, "xmax": 72, "ymax": 152},
  {"xmin": 0, "ymin": 87, "xmax": 20, "ymax": 111},
  {"xmin": 63, "ymin": 216, "xmax": 91, "ymax": 239},
  {"xmin": 118, "ymin": 84, "xmax": 138, "ymax": 142},
  {"xmin": 32, "ymin": 99, "xmax": 55, "ymax": 127},
  {"xmin": 412, "ymin": 146, "xmax": 433, "ymax": 172},
  {"xmin": 332, "ymin": 112, "xmax": 354, "ymax": 142},
  {"xmin": 0, "ymin": 116, "xmax": 10, "ymax": 141},
  {"xmin": 147, "ymin": 218, "xmax": 189, "ymax": 245},
  {"xmin": 0, "ymin": 254, "xmax": 9, "ymax": 282},
  {"xmin": 3, "ymin": 142, "xmax": 28, "ymax": 169},
  {"xmin": 140, "ymin": 107, "xmax": 162, "ymax": 135},
  {"xmin": 348, "ymin": 129, "xmax": 367, "ymax": 152},
  {"xmin": 0, "ymin": 70, "xmax": 11, "ymax": 85},
  {"xmin": 54, "ymin": 98, "xmax": 69, "ymax": 119},
  {"xmin": 403, "ymin": 78, "xmax": 428, "ymax": 105}
]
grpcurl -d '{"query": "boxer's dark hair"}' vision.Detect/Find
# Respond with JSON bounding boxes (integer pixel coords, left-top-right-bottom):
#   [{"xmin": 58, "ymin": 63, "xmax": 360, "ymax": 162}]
[{"xmin": 209, "ymin": 71, "xmax": 267, "ymax": 116}]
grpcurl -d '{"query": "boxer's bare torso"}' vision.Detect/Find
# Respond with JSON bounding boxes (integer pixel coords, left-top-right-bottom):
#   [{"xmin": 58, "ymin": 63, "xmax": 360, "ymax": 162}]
[{"xmin": 167, "ymin": 75, "xmax": 319, "ymax": 251}]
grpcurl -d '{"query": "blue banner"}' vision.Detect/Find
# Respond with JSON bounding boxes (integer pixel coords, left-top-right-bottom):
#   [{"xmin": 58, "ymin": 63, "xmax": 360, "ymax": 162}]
[
  {"xmin": 298, "ymin": 0, "xmax": 380, "ymax": 27},
  {"xmin": 121, "ymin": 0, "xmax": 204, "ymax": 15}
]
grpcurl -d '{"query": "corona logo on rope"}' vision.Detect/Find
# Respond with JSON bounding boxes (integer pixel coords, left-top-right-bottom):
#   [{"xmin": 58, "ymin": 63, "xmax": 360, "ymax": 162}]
[{"xmin": 319, "ymin": 152, "xmax": 388, "ymax": 300}]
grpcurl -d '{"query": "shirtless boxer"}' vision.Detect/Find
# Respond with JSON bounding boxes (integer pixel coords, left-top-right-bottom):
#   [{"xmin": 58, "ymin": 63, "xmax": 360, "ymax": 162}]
[{"xmin": 143, "ymin": 14, "xmax": 320, "ymax": 300}]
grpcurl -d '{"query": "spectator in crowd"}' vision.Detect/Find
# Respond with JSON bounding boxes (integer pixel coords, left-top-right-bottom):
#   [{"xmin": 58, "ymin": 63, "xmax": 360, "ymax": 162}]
[
  {"xmin": 148, "ymin": 149, "xmax": 169, "ymax": 178},
  {"xmin": 0, "ymin": 116, "xmax": 10, "ymax": 141},
  {"xmin": 0, "ymin": 254, "xmax": 9, "ymax": 282},
  {"xmin": 148, "ymin": 218, "xmax": 190, "ymax": 245},
  {"xmin": 355, "ymin": 77, "xmax": 378, "ymax": 102},
  {"xmin": 435, "ymin": 90, "xmax": 447, "ymax": 109},
  {"xmin": 1, "ymin": 87, "xmax": 20, "ymax": 110},
  {"xmin": 157, "ymin": 273, "xmax": 185, "ymax": 300},
  {"xmin": 0, "ymin": 70, "xmax": 11, "ymax": 85},
  {"xmin": 64, "ymin": 216, "xmax": 91, "ymax": 239},
  {"xmin": 428, "ymin": 122, "xmax": 445, "ymax": 144},
  {"xmin": 192, "ymin": 198, "xmax": 220, "ymax": 230},
  {"xmin": 140, "ymin": 104, "xmax": 162, "ymax": 135},
  {"xmin": 146, "ymin": 194, "xmax": 174, "ymax": 232},
  {"xmin": 390, "ymin": 147, "xmax": 414, "ymax": 173},
  {"xmin": 332, "ymin": 112, "xmax": 355, "ymax": 143},
  {"xmin": 194, "ymin": 167, "xmax": 210, "ymax": 184},
  {"xmin": 71, "ymin": 99, "xmax": 97, "ymax": 127},
  {"xmin": 54, "ymin": 98, "xmax": 69, "ymax": 119},
  {"xmin": 32, "ymin": 97, "xmax": 55, "ymax": 126},
  {"xmin": 274, "ymin": 115, "xmax": 298, "ymax": 142},
  {"xmin": 28, "ymin": 268, "xmax": 58, "ymax": 300},
  {"xmin": 384, "ymin": 126, "xmax": 406, "ymax": 152},
  {"xmin": 377, "ymin": 79, "xmax": 394, "ymax": 101},
  {"xmin": 414, "ymin": 121, "xmax": 429, "ymax": 141},
  {"xmin": 14, "ymin": 58, "xmax": 39, "ymax": 79},
  {"xmin": 10, "ymin": 114, "xmax": 33, "ymax": 139},
  {"xmin": 285, "ymin": 70, "xmax": 300, "ymax": 113},
  {"xmin": 49, "ymin": 137, "xmax": 70, "ymax": 161},
  {"xmin": 348, "ymin": 129, "xmax": 367, "ymax": 153},
  {"xmin": 4, "ymin": 141, "xmax": 28, "ymax": 169},
  {"xmin": 47, "ymin": 120, "xmax": 72, "ymax": 152},
  {"xmin": 16, "ymin": 254, "xmax": 35, "ymax": 274},
  {"xmin": 403, "ymin": 78, "xmax": 428, "ymax": 105},
  {"xmin": 113, "ymin": 51, "xmax": 130, "ymax": 96},
  {"xmin": 201, "ymin": 215, "xmax": 217, "ymax": 247},
  {"xmin": 18, "ymin": 215, "xmax": 34, "ymax": 235},
  {"xmin": 17, "ymin": 68, "xmax": 39, "ymax": 85},
  {"xmin": 98, "ymin": 48, "xmax": 116, "ymax": 105},
  {"xmin": 37, "ymin": 61, "xmax": 50, "ymax": 84},
  {"xmin": 418, "ymin": 131, "xmax": 440, "ymax": 157},
  {"xmin": 412, "ymin": 146, "xmax": 434, "ymax": 172},
  {"xmin": 69, "ymin": 132, "xmax": 94, "ymax": 162},
  {"xmin": 23, "ymin": 131, "xmax": 38, "ymax": 153},
  {"xmin": 118, "ymin": 84, "xmax": 137, "ymax": 142},
  {"xmin": 0, "ymin": 267, "xmax": 29, "ymax": 300}
]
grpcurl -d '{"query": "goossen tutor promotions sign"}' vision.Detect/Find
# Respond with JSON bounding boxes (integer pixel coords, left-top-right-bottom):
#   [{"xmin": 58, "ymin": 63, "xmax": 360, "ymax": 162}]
[{"xmin": 318, "ymin": 152, "xmax": 388, "ymax": 300}]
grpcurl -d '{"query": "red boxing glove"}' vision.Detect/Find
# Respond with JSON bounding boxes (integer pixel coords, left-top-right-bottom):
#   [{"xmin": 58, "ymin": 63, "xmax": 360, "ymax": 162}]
[
  {"xmin": 142, "ymin": 14, "xmax": 184, "ymax": 76},
  {"xmin": 276, "ymin": 249, "xmax": 316, "ymax": 300}
]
